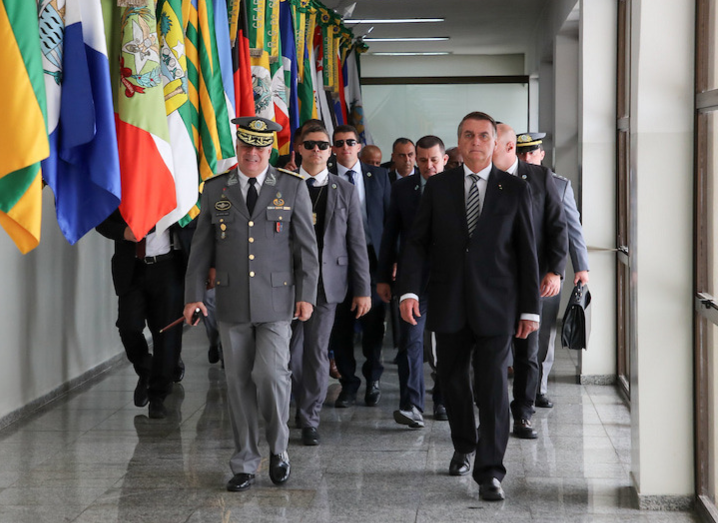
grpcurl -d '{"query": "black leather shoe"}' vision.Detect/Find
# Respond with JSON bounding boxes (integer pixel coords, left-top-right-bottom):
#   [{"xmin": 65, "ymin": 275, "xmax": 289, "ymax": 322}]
[
  {"xmin": 513, "ymin": 418, "xmax": 538, "ymax": 439},
  {"xmin": 302, "ymin": 427, "xmax": 320, "ymax": 446},
  {"xmin": 535, "ymin": 393, "xmax": 554, "ymax": 409},
  {"xmin": 433, "ymin": 403, "xmax": 448, "ymax": 421},
  {"xmin": 208, "ymin": 344, "xmax": 220, "ymax": 364},
  {"xmin": 269, "ymin": 452, "xmax": 291, "ymax": 485},
  {"xmin": 226, "ymin": 473, "xmax": 255, "ymax": 492},
  {"xmin": 148, "ymin": 399, "xmax": 167, "ymax": 419},
  {"xmin": 173, "ymin": 357, "xmax": 185, "ymax": 383},
  {"xmin": 479, "ymin": 477, "xmax": 505, "ymax": 501},
  {"xmin": 365, "ymin": 381, "xmax": 381, "ymax": 406},
  {"xmin": 134, "ymin": 376, "xmax": 149, "ymax": 407},
  {"xmin": 334, "ymin": 389, "xmax": 357, "ymax": 408},
  {"xmin": 449, "ymin": 451, "xmax": 472, "ymax": 476}
]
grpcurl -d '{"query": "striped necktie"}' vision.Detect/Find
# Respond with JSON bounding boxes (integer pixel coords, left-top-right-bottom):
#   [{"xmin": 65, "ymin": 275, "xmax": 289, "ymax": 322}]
[{"xmin": 466, "ymin": 174, "xmax": 480, "ymax": 236}]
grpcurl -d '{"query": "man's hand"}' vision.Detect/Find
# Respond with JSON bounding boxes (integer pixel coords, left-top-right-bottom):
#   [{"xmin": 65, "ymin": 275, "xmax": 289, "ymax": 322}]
[
  {"xmin": 400, "ymin": 298, "xmax": 420, "ymax": 326},
  {"xmin": 124, "ymin": 227, "xmax": 138, "ymax": 242},
  {"xmin": 515, "ymin": 319, "xmax": 539, "ymax": 339},
  {"xmin": 284, "ymin": 151, "xmax": 298, "ymax": 172},
  {"xmin": 376, "ymin": 283, "xmax": 392, "ymax": 303},
  {"xmin": 295, "ymin": 301, "xmax": 313, "ymax": 321},
  {"xmin": 574, "ymin": 270, "xmax": 589, "ymax": 285},
  {"xmin": 206, "ymin": 267, "xmax": 216, "ymax": 290},
  {"xmin": 351, "ymin": 296, "xmax": 371, "ymax": 318},
  {"xmin": 540, "ymin": 273, "xmax": 561, "ymax": 298},
  {"xmin": 184, "ymin": 302, "xmax": 208, "ymax": 325}
]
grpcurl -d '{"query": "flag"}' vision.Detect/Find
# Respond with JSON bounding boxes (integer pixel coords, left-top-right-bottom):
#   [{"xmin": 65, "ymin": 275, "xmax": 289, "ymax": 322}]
[
  {"xmin": 211, "ymin": 0, "xmax": 237, "ymax": 173},
  {"xmin": 0, "ymin": 1, "xmax": 49, "ymax": 253},
  {"xmin": 297, "ymin": 2, "xmax": 319, "ymax": 123},
  {"xmin": 114, "ymin": 3, "xmax": 176, "ymax": 240},
  {"xmin": 248, "ymin": 0, "xmax": 275, "ymax": 122},
  {"xmin": 344, "ymin": 47, "xmax": 373, "ymax": 144},
  {"xmin": 39, "ymin": 0, "xmax": 122, "ymax": 245},
  {"xmin": 155, "ymin": 0, "xmax": 199, "ymax": 233},
  {"xmin": 230, "ymin": 0, "xmax": 255, "ymax": 118},
  {"xmin": 280, "ymin": 0, "xmax": 299, "ymax": 149}
]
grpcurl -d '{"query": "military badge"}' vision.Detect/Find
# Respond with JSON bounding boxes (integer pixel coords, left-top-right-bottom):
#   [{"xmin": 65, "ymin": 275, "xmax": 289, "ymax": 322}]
[
  {"xmin": 273, "ymin": 198, "xmax": 285, "ymax": 207},
  {"xmin": 215, "ymin": 200, "xmax": 232, "ymax": 211}
]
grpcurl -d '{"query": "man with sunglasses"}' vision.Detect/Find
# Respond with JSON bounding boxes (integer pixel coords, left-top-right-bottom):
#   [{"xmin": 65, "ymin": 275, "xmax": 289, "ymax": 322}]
[
  {"xmin": 183, "ymin": 117, "xmax": 319, "ymax": 492},
  {"xmin": 290, "ymin": 123, "xmax": 371, "ymax": 446},
  {"xmin": 328, "ymin": 125, "xmax": 391, "ymax": 408}
]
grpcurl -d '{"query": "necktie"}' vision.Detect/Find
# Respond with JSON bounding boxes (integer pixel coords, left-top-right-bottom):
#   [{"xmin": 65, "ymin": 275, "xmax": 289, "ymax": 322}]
[
  {"xmin": 247, "ymin": 178, "xmax": 258, "ymax": 215},
  {"xmin": 466, "ymin": 174, "xmax": 480, "ymax": 236},
  {"xmin": 306, "ymin": 177, "xmax": 316, "ymax": 188},
  {"xmin": 346, "ymin": 169, "xmax": 356, "ymax": 185}
]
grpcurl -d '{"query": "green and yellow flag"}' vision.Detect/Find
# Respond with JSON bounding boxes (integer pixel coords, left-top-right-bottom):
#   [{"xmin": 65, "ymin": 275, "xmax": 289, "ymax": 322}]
[{"xmin": 0, "ymin": 1, "xmax": 49, "ymax": 254}]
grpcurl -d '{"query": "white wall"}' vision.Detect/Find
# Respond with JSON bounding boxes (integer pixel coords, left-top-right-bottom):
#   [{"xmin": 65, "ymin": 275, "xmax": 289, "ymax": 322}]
[
  {"xmin": 0, "ymin": 189, "xmax": 121, "ymax": 422},
  {"xmin": 629, "ymin": 0, "xmax": 695, "ymax": 500},
  {"xmin": 360, "ymin": 54, "xmax": 525, "ymax": 78}
]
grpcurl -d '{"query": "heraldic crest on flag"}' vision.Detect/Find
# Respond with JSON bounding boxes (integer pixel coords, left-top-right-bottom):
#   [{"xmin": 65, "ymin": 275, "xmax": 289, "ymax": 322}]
[
  {"xmin": 119, "ymin": 7, "xmax": 161, "ymax": 97},
  {"xmin": 157, "ymin": 4, "xmax": 187, "ymax": 109},
  {"xmin": 38, "ymin": 0, "xmax": 65, "ymax": 86}
]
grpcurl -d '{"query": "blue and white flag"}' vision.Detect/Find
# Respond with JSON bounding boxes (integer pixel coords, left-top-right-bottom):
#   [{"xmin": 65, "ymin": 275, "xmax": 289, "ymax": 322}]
[{"xmin": 39, "ymin": 0, "xmax": 121, "ymax": 244}]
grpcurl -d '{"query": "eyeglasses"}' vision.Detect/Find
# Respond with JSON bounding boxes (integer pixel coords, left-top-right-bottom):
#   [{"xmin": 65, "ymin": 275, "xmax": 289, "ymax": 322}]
[
  {"xmin": 333, "ymin": 139, "xmax": 358, "ymax": 148},
  {"xmin": 302, "ymin": 140, "xmax": 331, "ymax": 150}
]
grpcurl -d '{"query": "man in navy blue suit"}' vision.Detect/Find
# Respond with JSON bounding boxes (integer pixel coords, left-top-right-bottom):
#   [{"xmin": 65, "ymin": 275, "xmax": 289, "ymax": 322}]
[
  {"xmin": 399, "ymin": 112, "xmax": 540, "ymax": 501},
  {"xmin": 328, "ymin": 125, "xmax": 391, "ymax": 408},
  {"xmin": 377, "ymin": 135, "xmax": 449, "ymax": 428}
]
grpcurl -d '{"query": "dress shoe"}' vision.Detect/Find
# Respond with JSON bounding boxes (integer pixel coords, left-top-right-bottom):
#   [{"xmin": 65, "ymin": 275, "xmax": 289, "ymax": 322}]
[
  {"xmin": 301, "ymin": 426, "xmax": 320, "ymax": 446},
  {"xmin": 479, "ymin": 477, "xmax": 505, "ymax": 501},
  {"xmin": 329, "ymin": 357, "xmax": 342, "ymax": 379},
  {"xmin": 535, "ymin": 393, "xmax": 554, "ymax": 409},
  {"xmin": 513, "ymin": 418, "xmax": 538, "ymax": 439},
  {"xmin": 269, "ymin": 451, "xmax": 291, "ymax": 485},
  {"xmin": 433, "ymin": 403, "xmax": 448, "ymax": 421},
  {"xmin": 365, "ymin": 381, "xmax": 381, "ymax": 406},
  {"xmin": 148, "ymin": 399, "xmax": 167, "ymax": 419},
  {"xmin": 173, "ymin": 357, "xmax": 185, "ymax": 383},
  {"xmin": 334, "ymin": 389, "xmax": 357, "ymax": 408},
  {"xmin": 208, "ymin": 344, "xmax": 220, "ymax": 364},
  {"xmin": 226, "ymin": 473, "xmax": 255, "ymax": 492},
  {"xmin": 393, "ymin": 406, "xmax": 424, "ymax": 428},
  {"xmin": 449, "ymin": 451, "xmax": 472, "ymax": 476},
  {"xmin": 133, "ymin": 375, "xmax": 149, "ymax": 407}
]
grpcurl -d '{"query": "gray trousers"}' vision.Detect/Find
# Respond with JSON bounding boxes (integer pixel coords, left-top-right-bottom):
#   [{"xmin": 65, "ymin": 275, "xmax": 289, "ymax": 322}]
[
  {"xmin": 537, "ymin": 291, "xmax": 562, "ymax": 395},
  {"xmin": 290, "ymin": 296, "xmax": 337, "ymax": 429},
  {"xmin": 219, "ymin": 320, "xmax": 292, "ymax": 475}
]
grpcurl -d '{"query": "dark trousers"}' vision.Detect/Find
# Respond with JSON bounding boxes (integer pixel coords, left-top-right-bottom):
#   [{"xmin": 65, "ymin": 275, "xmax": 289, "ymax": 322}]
[
  {"xmin": 436, "ymin": 328, "xmax": 512, "ymax": 483},
  {"xmin": 116, "ymin": 255, "xmax": 184, "ymax": 401},
  {"xmin": 397, "ymin": 294, "xmax": 427, "ymax": 411},
  {"xmin": 510, "ymin": 299, "xmax": 545, "ymax": 420}
]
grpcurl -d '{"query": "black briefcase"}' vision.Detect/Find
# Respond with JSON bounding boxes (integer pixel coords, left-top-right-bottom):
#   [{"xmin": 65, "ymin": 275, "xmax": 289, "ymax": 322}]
[{"xmin": 561, "ymin": 283, "xmax": 591, "ymax": 350}]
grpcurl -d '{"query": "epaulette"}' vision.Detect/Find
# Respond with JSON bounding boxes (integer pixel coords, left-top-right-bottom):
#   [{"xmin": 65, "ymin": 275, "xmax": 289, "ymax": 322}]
[
  {"xmin": 552, "ymin": 173, "xmax": 568, "ymax": 182},
  {"xmin": 277, "ymin": 167, "xmax": 306, "ymax": 179}
]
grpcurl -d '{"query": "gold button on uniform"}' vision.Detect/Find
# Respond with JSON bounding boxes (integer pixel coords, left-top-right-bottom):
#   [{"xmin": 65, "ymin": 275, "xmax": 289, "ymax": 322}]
[
  {"xmin": 248, "ymin": 221, "xmax": 254, "ymax": 227},
  {"xmin": 249, "ymin": 237, "xmax": 254, "ymax": 243},
  {"xmin": 250, "ymin": 271, "xmax": 255, "ymax": 277},
  {"xmin": 249, "ymin": 254, "xmax": 255, "ymax": 260}
]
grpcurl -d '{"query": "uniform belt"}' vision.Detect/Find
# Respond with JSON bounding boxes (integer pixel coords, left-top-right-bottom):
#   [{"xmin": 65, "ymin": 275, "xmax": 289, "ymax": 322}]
[{"xmin": 141, "ymin": 252, "xmax": 175, "ymax": 265}]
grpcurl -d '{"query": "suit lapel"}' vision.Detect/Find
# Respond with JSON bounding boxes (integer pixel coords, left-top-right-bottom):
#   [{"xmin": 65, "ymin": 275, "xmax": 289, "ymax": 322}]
[
  {"xmin": 253, "ymin": 167, "xmax": 280, "ymax": 218},
  {"xmin": 473, "ymin": 167, "xmax": 501, "ymax": 238},
  {"xmin": 223, "ymin": 169, "xmax": 250, "ymax": 220},
  {"xmin": 324, "ymin": 174, "xmax": 338, "ymax": 235}
]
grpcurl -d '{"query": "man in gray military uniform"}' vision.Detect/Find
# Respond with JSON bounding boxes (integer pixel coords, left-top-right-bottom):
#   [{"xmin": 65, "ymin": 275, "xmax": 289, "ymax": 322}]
[
  {"xmin": 517, "ymin": 132, "xmax": 590, "ymax": 408},
  {"xmin": 184, "ymin": 117, "xmax": 319, "ymax": 492}
]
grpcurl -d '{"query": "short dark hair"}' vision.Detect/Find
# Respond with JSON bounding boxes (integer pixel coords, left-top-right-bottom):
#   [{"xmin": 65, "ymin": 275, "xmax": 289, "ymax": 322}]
[
  {"xmin": 392, "ymin": 137, "xmax": 414, "ymax": 151},
  {"xmin": 457, "ymin": 111, "xmax": 497, "ymax": 138},
  {"xmin": 301, "ymin": 123, "xmax": 329, "ymax": 140},
  {"xmin": 415, "ymin": 135, "xmax": 445, "ymax": 154},
  {"xmin": 333, "ymin": 124, "xmax": 360, "ymax": 142}
]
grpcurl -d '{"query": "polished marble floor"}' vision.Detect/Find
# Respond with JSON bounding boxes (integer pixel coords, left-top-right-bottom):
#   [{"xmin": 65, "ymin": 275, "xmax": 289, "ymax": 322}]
[{"xmin": 0, "ymin": 327, "xmax": 701, "ymax": 523}]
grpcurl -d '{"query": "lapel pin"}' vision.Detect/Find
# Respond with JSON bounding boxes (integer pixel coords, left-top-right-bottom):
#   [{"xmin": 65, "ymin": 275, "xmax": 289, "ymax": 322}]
[
  {"xmin": 332, "ymin": 184, "xmax": 337, "ymax": 189},
  {"xmin": 367, "ymin": 172, "xmax": 372, "ymax": 177},
  {"xmin": 498, "ymin": 184, "xmax": 503, "ymax": 190}
]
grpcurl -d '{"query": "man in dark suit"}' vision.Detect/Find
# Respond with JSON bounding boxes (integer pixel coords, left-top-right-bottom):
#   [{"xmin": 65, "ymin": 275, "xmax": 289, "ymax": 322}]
[
  {"xmin": 96, "ymin": 212, "xmax": 185, "ymax": 419},
  {"xmin": 378, "ymin": 135, "xmax": 449, "ymax": 428},
  {"xmin": 387, "ymin": 137, "xmax": 419, "ymax": 184},
  {"xmin": 493, "ymin": 124, "xmax": 568, "ymax": 439},
  {"xmin": 289, "ymin": 123, "xmax": 371, "ymax": 446},
  {"xmin": 399, "ymin": 112, "xmax": 540, "ymax": 501},
  {"xmin": 328, "ymin": 124, "xmax": 391, "ymax": 408}
]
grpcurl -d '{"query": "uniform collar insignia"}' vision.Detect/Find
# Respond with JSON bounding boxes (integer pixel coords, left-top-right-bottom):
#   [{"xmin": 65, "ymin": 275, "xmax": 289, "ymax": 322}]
[{"xmin": 265, "ymin": 172, "xmax": 277, "ymax": 186}]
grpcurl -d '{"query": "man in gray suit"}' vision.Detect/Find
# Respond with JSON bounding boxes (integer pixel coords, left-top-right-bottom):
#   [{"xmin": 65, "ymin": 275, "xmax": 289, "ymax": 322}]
[
  {"xmin": 290, "ymin": 123, "xmax": 371, "ymax": 446},
  {"xmin": 517, "ymin": 133, "xmax": 590, "ymax": 407},
  {"xmin": 184, "ymin": 117, "xmax": 319, "ymax": 492}
]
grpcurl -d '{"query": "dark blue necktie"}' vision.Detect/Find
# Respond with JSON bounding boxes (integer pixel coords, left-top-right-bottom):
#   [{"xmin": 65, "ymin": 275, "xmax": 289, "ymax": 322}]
[
  {"xmin": 306, "ymin": 177, "xmax": 316, "ymax": 188},
  {"xmin": 247, "ymin": 178, "xmax": 258, "ymax": 215},
  {"xmin": 346, "ymin": 169, "xmax": 356, "ymax": 185}
]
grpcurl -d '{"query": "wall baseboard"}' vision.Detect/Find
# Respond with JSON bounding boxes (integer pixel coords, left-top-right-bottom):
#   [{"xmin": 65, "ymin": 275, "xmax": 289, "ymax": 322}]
[
  {"xmin": 630, "ymin": 487, "xmax": 694, "ymax": 512},
  {"xmin": 579, "ymin": 374, "xmax": 617, "ymax": 385},
  {"xmin": 0, "ymin": 352, "xmax": 126, "ymax": 432}
]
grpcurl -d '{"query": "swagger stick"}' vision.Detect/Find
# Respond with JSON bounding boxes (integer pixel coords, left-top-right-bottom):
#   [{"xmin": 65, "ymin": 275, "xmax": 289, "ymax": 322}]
[{"xmin": 159, "ymin": 308, "xmax": 201, "ymax": 333}]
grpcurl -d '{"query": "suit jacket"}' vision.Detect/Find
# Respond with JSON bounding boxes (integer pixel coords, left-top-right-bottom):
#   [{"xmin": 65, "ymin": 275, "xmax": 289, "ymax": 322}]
[
  {"xmin": 552, "ymin": 174, "xmax": 590, "ymax": 272},
  {"xmin": 388, "ymin": 166, "xmax": 419, "ymax": 184},
  {"xmin": 184, "ymin": 166, "xmax": 319, "ymax": 324},
  {"xmin": 319, "ymin": 174, "xmax": 371, "ymax": 303},
  {"xmin": 398, "ymin": 165, "xmax": 540, "ymax": 336},
  {"xmin": 329, "ymin": 161, "xmax": 390, "ymax": 256},
  {"xmin": 515, "ymin": 160, "xmax": 568, "ymax": 277},
  {"xmin": 377, "ymin": 174, "xmax": 425, "ymax": 289}
]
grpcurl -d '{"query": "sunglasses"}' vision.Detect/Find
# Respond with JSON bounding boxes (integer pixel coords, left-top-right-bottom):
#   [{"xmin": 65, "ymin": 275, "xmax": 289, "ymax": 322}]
[
  {"xmin": 333, "ymin": 139, "xmax": 358, "ymax": 148},
  {"xmin": 303, "ymin": 140, "xmax": 331, "ymax": 151}
]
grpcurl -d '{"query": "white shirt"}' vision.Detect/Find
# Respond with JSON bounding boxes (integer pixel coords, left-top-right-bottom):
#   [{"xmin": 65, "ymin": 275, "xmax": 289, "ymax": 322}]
[
  {"xmin": 504, "ymin": 157, "xmax": 519, "ymax": 176},
  {"xmin": 145, "ymin": 229, "xmax": 171, "ymax": 257},
  {"xmin": 300, "ymin": 167, "xmax": 329, "ymax": 187},
  {"xmin": 236, "ymin": 167, "xmax": 269, "ymax": 200},
  {"xmin": 337, "ymin": 160, "xmax": 371, "ymax": 245}
]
